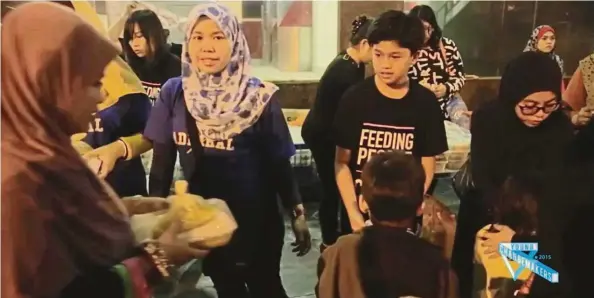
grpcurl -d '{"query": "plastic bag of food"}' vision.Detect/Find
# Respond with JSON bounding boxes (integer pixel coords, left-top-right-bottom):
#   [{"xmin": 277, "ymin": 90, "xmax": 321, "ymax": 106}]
[{"xmin": 129, "ymin": 181, "xmax": 237, "ymax": 249}]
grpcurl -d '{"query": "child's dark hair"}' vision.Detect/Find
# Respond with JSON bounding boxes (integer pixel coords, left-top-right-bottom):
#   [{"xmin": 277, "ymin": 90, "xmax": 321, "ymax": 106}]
[
  {"xmin": 494, "ymin": 174, "xmax": 541, "ymax": 236},
  {"xmin": 361, "ymin": 151, "xmax": 425, "ymax": 222},
  {"xmin": 409, "ymin": 5, "xmax": 442, "ymax": 49},
  {"xmin": 349, "ymin": 15, "xmax": 374, "ymax": 46},
  {"xmin": 367, "ymin": 10, "xmax": 425, "ymax": 55},
  {"xmin": 123, "ymin": 9, "xmax": 167, "ymax": 64}
]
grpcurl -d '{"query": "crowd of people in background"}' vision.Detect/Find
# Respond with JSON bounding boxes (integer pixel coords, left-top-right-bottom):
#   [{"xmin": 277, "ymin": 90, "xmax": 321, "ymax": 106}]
[{"xmin": 2, "ymin": 1, "xmax": 594, "ymax": 298}]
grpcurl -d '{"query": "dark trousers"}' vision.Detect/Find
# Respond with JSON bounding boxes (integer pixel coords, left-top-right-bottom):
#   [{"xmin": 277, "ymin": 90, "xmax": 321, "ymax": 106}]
[
  {"xmin": 306, "ymin": 138, "xmax": 351, "ymax": 244},
  {"xmin": 203, "ymin": 215, "xmax": 287, "ymax": 298}
]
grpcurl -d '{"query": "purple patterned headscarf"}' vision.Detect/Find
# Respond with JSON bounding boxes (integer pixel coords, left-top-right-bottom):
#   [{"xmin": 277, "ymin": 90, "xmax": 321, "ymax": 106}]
[{"xmin": 182, "ymin": 2, "xmax": 278, "ymax": 141}]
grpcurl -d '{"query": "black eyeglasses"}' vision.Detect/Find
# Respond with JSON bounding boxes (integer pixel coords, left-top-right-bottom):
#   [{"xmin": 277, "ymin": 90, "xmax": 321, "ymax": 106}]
[{"xmin": 518, "ymin": 101, "xmax": 560, "ymax": 116}]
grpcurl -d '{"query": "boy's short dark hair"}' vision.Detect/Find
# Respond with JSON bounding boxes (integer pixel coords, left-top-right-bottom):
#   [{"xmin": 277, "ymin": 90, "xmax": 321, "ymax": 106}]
[
  {"xmin": 361, "ymin": 151, "xmax": 426, "ymax": 222},
  {"xmin": 367, "ymin": 10, "xmax": 425, "ymax": 55}
]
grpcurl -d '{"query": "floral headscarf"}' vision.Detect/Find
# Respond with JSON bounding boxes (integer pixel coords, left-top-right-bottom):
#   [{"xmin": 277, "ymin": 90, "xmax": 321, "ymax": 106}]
[
  {"xmin": 523, "ymin": 25, "xmax": 564, "ymax": 75},
  {"xmin": 182, "ymin": 3, "xmax": 278, "ymax": 141}
]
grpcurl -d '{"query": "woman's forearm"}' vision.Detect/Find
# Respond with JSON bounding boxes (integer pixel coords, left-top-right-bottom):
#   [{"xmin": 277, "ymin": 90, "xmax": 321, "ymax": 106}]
[
  {"xmin": 148, "ymin": 141, "xmax": 177, "ymax": 197},
  {"xmin": 121, "ymin": 134, "xmax": 154, "ymax": 160},
  {"xmin": 107, "ymin": 11, "xmax": 129, "ymax": 43},
  {"xmin": 271, "ymin": 158, "xmax": 303, "ymax": 210}
]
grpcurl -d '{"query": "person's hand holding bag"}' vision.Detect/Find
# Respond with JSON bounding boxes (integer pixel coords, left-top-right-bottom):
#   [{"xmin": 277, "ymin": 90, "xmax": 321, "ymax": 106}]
[
  {"xmin": 156, "ymin": 219, "xmax": 209, "ymax": 265},
  {"xmin": 434, "ymin": 84, "xmax": 447, "ymax": 98},
  {"xmin": 152, "ymin": 181, "xmax": 237, "ymax": 249},
  {"xmin": 83, "ymin": 140, "xmax": 127, "ymax": 178},
  {"xmin": 480, "ymin": 224, "xmax": 516, "ymax": 259}
]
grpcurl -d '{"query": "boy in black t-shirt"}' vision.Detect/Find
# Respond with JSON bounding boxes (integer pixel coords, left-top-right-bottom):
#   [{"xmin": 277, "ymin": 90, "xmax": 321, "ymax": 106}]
[{"xmin": 333, "ymin": 11, "xmax": 448, "ymax": 233}]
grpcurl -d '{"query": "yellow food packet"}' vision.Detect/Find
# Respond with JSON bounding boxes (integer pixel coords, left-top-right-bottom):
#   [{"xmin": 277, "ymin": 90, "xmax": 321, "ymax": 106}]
[{"xmin": 152, "ymin": 181, "xmax": 219, "ymax": 238}]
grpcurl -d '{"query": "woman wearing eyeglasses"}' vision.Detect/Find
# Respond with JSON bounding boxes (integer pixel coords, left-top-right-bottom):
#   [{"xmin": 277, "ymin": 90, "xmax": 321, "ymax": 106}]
[{"xmin": 451, "ymin": 52, "xmax": 575, "ymax": 298}]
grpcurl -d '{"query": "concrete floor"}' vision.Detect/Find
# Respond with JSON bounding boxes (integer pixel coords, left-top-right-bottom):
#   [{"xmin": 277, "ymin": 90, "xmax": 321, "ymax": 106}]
[{"xmin": 173, "ymin": 177, "xmax": 459, "ymax": 298}]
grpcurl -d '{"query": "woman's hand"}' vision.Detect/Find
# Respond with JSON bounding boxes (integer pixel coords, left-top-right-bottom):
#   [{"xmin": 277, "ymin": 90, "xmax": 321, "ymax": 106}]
[
  {"xmin": 571, "ymin": 106, "xmax": 594, "ymax": 126},
  {"xmin": 436, "ymin": 212, "xmax": 457, "ymax": 236},
  {"xmin": 350, "ymin": 214, "xmax": 366, "ymax": 232},
  {"xmin": 125, "ymin": 1, "xmax": 146, "ymax": 16},
  {"xmin": 157, "ymin": 220, "xmax": 209, "ymax": 265},
  {"xmin": 480, "ymin": 224, "xmax": 516, "ymax": 259},
  {"xmin": 121, "ymin": 197, "xmax": 169, "ymax": 215},
  {"xmin": 434, "ymin": 84, "xmax": 447, "ymax": 98},
  {"xmin": 83, "ymin": 140, "xmax": 127, "ymax": 178},
  {"xmin": 290, "ymin": 205, "xmax": 311, "ymax": 256}
]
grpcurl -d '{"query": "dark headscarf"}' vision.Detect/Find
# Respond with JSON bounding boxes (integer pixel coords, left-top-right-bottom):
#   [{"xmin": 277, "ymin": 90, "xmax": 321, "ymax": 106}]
[
  {"xmin": 472, "ymin": 51, "xmax": 574, "ymax": 199},
  {"xmin": 499, "ymin": 51, "xmax": 562, "ymax": 107},
  {"xmin": 496, "ymin": 51, "xmax": 570, "ymax": 137},
  {"xmin": 490, "ymin": 52, "xmax": 575, "ymax": 296}
]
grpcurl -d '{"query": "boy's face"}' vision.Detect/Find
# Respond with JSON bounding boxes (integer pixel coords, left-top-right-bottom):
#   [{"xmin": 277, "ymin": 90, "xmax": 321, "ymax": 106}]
[{"xmin": 372, "ymin": 40, "xmax": 416, "ymax": 86}]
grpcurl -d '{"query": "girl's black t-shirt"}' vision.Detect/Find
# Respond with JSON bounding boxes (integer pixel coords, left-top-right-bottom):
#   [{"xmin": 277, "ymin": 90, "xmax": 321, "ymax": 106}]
[
  {"xmin": 133, "ymin": 52, "xmax": 181, "ymax": 105},
  {"xmin": 119, "ymin": 39, "xmax": 182, "ymax": 105},
  {"xmin": 301, "ymin": 51, "xmax": 365, "ymax": 142}
]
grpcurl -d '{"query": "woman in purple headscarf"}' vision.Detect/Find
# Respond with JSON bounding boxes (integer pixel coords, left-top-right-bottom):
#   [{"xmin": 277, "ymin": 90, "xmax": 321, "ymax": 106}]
[{"xmin": 143, "ymin": 3, "xmax": 311, "ymax": 298}]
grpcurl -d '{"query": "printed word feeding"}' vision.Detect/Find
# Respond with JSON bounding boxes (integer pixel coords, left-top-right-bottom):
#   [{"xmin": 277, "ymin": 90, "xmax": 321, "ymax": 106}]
[{"xmin": 356, "ymin": 123, "xmax": 415, "ymax": 165}]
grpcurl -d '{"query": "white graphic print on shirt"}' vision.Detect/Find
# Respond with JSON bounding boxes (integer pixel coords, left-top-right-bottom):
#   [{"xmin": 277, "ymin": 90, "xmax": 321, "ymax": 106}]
[
  {"xmin": 142, "ymin": 81, "xmax": 162, "ymax": 106},
  {"xmin": 353, "ymin": 122, "xmax": 415, "ymax": 214},
  {"xmin": 409, "ymin": 37, "xmax": 465, "ymax": 119}
]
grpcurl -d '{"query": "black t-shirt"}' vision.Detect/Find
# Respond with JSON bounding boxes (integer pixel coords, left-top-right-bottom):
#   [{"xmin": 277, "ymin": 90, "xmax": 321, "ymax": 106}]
[
  {"xmin": 134, "ymin": 52, "xmax": 181, "ymax": 105},
  {"xmin": 170, "ymin": 43, "xmax": 182, "ymax": 58},
  {"xmin": 333, "ymin": 76, "xmax": 448, "ymax": 217},
  {"xmin": 119, "ymin": 39, "xmax": 182, "ymax": 105},
  {"xmin": 301, "ymin": 51, "xmax": 365, "ymax": 142}
]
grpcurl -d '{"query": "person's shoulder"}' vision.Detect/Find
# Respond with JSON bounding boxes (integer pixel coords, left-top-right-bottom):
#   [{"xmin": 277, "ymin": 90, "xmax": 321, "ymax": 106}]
[
  {"xmin": 409, "ymin": 235, "xmax": 450, "ymax": 264},
  {"xmin": 441, "ymin": 37, "xmax": 458, "ymax": 47},
  {"xmin": 409, "ymin": 81, "xmax": 437, "ymax": 99},
  {"xmin": 324, "ymin": 233, "xmax": 362, "ymax": 256},
  {"xmin": 343, "ymin": 76, "xmax": 375, "ymax": 98},
  {"xmin": 332, "ymin": 53, "xmax": 362, "ymax": 74},
  {"xmin": 162, "ymin": 76, "xmax": 183, "ymax": 90},
  {"xmin": 472, "ymin": 100, "xmax": 499, "ymax": 122},
  {"xmin": 256, "ymin": 80, "xmax": 280, "ymax": 106},
  {"xmin": 470, "ymin": 100, "xmax": 504, "ymax": 133},
  {"xmin": 159, "ymin": 77, "xmax": 183, "ymax": 104},
  {"xmin": 169, "ymin": 43, "xmax": 182, "ymax": 58},
  {"xmin": 166, "ymin": 53, "xmax": 181, "ymax": 71},
  {"xmin": 408, "ymin": 82, "xmax": 440, "ymax": 108},
  {"xmin": 320, "ymin": 55, "xmax": 362, "ymax": 84},
  {"xmin": 258, "ymin": 80, "xmax": 280, "ymax": 97},
  {"xmin": 251, "ymin": 80, "xmax": 281, "ymax": 117}
]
